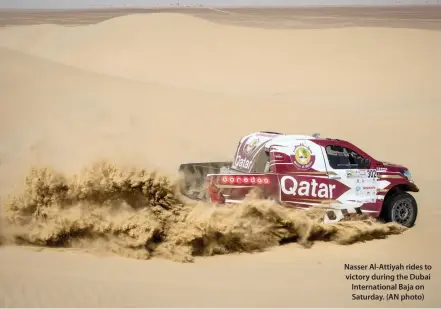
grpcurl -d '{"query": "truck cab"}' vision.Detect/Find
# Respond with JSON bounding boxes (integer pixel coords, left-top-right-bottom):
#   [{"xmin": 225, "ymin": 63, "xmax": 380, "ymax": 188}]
[{"xmin": 182, "ymin": 131, "xmax": 419, "ymax": 227}]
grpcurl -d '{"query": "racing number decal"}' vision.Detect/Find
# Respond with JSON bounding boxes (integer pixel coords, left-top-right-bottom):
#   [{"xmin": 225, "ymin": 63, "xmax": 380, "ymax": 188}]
[{"xmin": 367, "ymin": 169, "xmax": 377, "ymax": 178}]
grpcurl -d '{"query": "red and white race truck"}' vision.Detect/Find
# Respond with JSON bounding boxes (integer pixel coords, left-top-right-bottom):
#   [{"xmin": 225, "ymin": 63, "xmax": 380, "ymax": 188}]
[{"xmin": 179, "ymin": 131, "xmax": 419, "ymax": 227}]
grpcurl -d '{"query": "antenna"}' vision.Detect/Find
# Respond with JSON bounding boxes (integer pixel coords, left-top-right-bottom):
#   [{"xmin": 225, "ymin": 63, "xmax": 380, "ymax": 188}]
[{"xmin": 312, "ymin": 133, "xmax": 320, "ymax": 138}]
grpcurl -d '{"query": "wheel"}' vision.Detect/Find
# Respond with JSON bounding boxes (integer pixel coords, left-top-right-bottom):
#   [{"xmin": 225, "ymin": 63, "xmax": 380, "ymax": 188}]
[{"xmin": 382, "ymin": 192, "xmax": 418, "ymax": 227}]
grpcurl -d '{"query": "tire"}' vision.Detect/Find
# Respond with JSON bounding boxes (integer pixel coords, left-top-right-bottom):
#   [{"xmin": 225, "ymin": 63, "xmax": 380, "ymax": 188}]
[{"xmin": 382, "ymin": 192, "xmax": 418, "ymax": 227}]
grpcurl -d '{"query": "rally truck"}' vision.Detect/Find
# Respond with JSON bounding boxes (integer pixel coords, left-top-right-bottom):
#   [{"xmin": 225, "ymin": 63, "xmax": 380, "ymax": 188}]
[{"xmin": 178, "ymin": 131, "xmax": 419, "ymax": 227}]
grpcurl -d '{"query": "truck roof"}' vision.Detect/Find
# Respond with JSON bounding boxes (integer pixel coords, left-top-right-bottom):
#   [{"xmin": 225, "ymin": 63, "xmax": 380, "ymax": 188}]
[
  {"xmin": 249, "ymin": 131, "xmax": 348, "ymax": 150},
  {"xmin": 251, "ymin": 132, "xmax": 319, "ymax": 149},
  {"xmin": 266, "ymin": 135, "xmax": 308, "ymax": 146}
]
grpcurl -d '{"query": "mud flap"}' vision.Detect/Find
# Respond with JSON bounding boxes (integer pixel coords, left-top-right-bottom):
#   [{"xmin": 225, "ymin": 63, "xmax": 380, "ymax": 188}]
[{"xmin": 323, "ymin": 203, "xmax": 364, "ymax": 224}]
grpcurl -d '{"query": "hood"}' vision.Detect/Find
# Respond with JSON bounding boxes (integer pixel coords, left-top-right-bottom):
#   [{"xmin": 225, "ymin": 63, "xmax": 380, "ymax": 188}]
[
  {"xmin": 376, "ymin": 160, "xmax": 408, "ymax": 172},
  {"xmin": 376, "ymin": 161, "xmax": 416, "ymax": 186}
]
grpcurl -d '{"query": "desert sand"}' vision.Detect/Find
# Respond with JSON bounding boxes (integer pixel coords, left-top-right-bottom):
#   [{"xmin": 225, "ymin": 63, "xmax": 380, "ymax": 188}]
[{"xmin": 0, "ymin": 6, "xmax": 440, "ymax": 308}]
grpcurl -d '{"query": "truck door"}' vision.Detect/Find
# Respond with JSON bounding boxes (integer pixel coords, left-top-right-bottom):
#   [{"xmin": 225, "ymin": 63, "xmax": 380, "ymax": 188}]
[
  {"xmin": 323, "ymin": 144, "xmax": 378, "ymax": 211},
  {"xmin": 278, "ymin": 140, "xmax": 335, "ymax": 208}
]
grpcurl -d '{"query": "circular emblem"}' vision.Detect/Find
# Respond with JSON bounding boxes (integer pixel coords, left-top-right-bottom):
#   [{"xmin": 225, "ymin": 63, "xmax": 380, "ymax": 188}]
[{"xmin": 292, "ymin": 145, "xmax": 315, "ymax": 170}]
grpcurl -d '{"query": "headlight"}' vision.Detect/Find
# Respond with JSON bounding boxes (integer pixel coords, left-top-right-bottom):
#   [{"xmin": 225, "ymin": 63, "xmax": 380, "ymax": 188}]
[{"xmin": 402, "ymin": 170, "xmax": 413, "ymax": 181}]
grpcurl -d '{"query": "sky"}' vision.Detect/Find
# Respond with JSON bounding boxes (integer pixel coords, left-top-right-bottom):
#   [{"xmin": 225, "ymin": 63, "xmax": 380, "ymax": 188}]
[{"xmin": 0, "ymin": 0, "xmax": 439, "ymax": 9}]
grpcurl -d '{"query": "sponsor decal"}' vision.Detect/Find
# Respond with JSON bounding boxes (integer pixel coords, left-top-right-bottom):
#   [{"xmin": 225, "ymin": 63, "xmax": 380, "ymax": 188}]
[
  {"xmin": 291, "ymin": 144, "xmax": 316, "ymax": 170},
  {"xmin": 355, "ymin": 186, "xmax": 363, "ymax": 196},
  {"xmin": 234, "ymin": 155, "xmax": 252, "ymax": 170},
  {"xmin": 281, "ymin": 175, "xmax": 336, "ymax": 199},
  {"xmin": 354, "ymin": 184, "xmax": 377, "ymax": 199},
  {"xmin": 244, "ymin": 136, "xmax": 260, "ymax": 155},
  {"xmin": 376, "ymin": 167, "xmax": 388, "ymax": 172},
  {"xmin": 347, "ymin": 170, "xmax": 356, "ymax": 178},
  {"xmin": 363, "ymin": 186, "xmax": 375, "ymax": 190},
  {"xmin": 347, "ymin": 170, "xmax": 368, "ymax": 178},
  {"xmin": 220, "ymin": 175, "xmax": 270, "ymax": 185},
  {"xmin": 377, "ymin": 195, "xmax": 385, "ymax": 200}
]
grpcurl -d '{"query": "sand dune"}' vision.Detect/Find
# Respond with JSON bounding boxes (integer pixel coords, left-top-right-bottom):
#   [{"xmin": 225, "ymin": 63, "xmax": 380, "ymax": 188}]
[
  {"xmin": 1, "ymin": 13, "xmax": 440, "ymax": 97},
  {"xmin": 0, "ymin": 10, "xmax": 441, "ymax": 307}
]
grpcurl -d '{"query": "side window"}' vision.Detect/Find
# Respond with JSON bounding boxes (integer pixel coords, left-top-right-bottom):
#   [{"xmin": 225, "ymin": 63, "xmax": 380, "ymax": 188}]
[
  {"xmin": 325, "ymin": 145, "xmax": 351, "ymax": 169},
  {"xmin": 344, "ymin": 147, "xmax": 371, "ymax": 169},
  {"xmin": 325, "ymin": 145, "xmax": 370, "ymax": 169}
]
